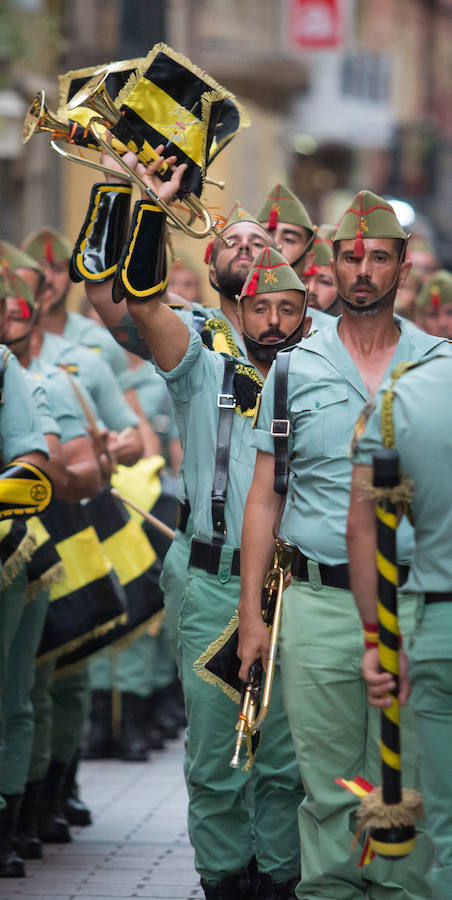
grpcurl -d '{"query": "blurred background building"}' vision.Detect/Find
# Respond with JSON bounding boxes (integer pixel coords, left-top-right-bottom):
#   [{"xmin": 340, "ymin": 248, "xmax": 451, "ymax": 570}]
[{"xmin": 1, "ymin": 0, "xmax": 451, "ymax": 302}]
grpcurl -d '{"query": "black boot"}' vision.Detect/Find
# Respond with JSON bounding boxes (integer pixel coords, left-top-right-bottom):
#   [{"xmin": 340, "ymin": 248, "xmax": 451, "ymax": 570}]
[
  {"xmin": 0, "ymin": 794, "xmax": 25, "ymax": 877},
  {"xmin": 39, "ymin": 759, "xmax": 71, "ymax": 843},
  {"xmin": 256, "ymin": 873, "xmax": 299, "ymax": 899},
  {"xmin": 145, "ymin": 694, "xmax": 166, "ymax": 751},
  {"xmin": 200, "ymin": 864, "xmax": 254, "ymax": 899},
  {"xmin": 118, "ymin": 692, "xmax": 149, "ymax": 762},
  {"xmin": 62, "ymin": 751, "xmax": 92, "ymax": 826},
  {"xmin": 13, "ymin": 781, "xmax": 43, "ymax": 860},
  {"xmin": 81, "ymin": 689, "xmax": 113, "ymax": 759},
  {"xmin": 164, "ymin": 679, "xmax": 187, "ymax": 728},
  {"xmin": 150, "ymin": 686, "xmax": 180, "ymax": 740}
]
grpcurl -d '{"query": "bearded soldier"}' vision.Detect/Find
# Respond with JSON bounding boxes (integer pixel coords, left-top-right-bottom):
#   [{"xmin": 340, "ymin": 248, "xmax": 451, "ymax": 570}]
[{"xmin": 238, "ymin": 191, "xmax": 448, "ymax": 900}]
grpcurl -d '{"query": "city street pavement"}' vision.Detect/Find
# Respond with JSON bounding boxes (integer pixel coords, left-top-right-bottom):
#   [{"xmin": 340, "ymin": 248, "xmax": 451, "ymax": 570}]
[{"xmin": 1, "ymin": 734, "xmax": 203, "ymax": 900}]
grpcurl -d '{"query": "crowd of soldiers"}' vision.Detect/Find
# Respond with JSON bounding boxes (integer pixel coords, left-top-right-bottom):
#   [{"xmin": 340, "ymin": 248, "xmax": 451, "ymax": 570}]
[{"xmin": 0, "ymin": 134, "xmax": 451, "ymax": 900}]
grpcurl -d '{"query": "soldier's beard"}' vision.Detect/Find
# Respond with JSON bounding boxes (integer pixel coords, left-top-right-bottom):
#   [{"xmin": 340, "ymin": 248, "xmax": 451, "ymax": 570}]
[{"xmin": 214, "ymin": 261, "xmax": 250, "ymax": 302}]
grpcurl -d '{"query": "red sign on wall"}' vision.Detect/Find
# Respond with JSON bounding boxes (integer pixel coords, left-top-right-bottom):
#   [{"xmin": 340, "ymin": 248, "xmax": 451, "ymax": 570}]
[{"xmin": 287, "ymin": 0, "xmax": 342, "ymax": 49}]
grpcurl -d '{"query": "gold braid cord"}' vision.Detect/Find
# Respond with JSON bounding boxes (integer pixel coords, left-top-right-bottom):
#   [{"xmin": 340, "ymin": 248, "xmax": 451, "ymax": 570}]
[
  {"xmin": 202, "ymin": 318, "xmax": 242, "ymax": 357},
  {"xmin": 379, "ymin": 360, "xmax": 420, "ymax": 522}
]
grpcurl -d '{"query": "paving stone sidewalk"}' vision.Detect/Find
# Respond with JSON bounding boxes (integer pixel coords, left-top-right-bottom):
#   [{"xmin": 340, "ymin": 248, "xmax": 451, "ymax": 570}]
[{"xmin": 1, "ymin": 734, "xmax": 203, "ymax": 900}]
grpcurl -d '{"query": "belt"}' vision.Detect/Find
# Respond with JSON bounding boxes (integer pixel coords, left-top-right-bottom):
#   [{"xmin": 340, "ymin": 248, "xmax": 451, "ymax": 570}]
[
  {"xmin": 425, "ymin": 592, "xmax": 452, "ymax": 604},
  {"xmin": 189, "ymin": 538, "xmax": 240, "ymax": 577},
  {"xmin": 291, "ymin": 548, "xmax": 409, "ymax": 590},
  {"xmin": 176, "ymin": 500, "xmax": 190, "ymax": 534}
]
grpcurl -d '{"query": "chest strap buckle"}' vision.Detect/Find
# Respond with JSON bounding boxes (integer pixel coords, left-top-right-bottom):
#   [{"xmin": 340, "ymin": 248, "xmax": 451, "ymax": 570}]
[
  {"xmin": 217, "ymin": 393, "xmax": 236, "ymax": 409},
  {"xmin": 271, "ymin": 418, "xmax": 290, "ymax": 437}
]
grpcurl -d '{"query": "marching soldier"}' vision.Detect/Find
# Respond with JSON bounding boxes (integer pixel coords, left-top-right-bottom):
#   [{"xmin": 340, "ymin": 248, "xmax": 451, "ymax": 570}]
[
  {"xmin": 79, "ymin": 148, "xmax": 307, "ymax": 898},
  {"xmin": 0, "ymin": 272, "xmax": 51, "ymax": 876},
  {"xmin": 238, "ymin": 191, "xmax": 448, "ymax": 899},
  {"xmin": 1, "ymin": 270, "xmax": 101, "ymax": 867},
  {"xmin": 347, "ymin": 352, "xmax": 452, "ymax": 900},
  {"xmin": 256, "ymin": 183, "xmax": 333, "ymax": 329},
  {"xmin": 22, "ymin": 227, "xmax": 130, "ymax": 384},
  {"xmin": 302, "ymin": 232, "xmax": 341, "ymax": 316},
  {"xmin": 415, "ymin": 269, "xmax": 452, "ymax": 339}
]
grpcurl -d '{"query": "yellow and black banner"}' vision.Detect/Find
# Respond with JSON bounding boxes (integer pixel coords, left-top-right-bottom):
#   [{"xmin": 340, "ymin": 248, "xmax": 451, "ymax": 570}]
[
  {"xmin": 37, "ymin": 497, "xmax": 128, "ymax": 665},
  {"xmin": 113, "ymin": 43, "xmax": 238, "ymax": 198},
  {"xmin": 55, "ymin": 487, "xmax": 167, "ymax": 673}
]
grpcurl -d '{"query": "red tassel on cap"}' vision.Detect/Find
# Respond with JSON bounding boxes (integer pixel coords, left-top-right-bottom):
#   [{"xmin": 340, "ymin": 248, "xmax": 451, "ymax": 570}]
[
  {"xmin": 18, "ymin": 298, "xmax": 31, "ymax": 320},
  {"xmin": 431, "ymin": 290, "xmax": 441, "ymax": 310},
  {"xmin": 268, "ymin": 207, "xmax": 278, "ymax": 231},
  {"xmin": 45, "ymin": 239, "xmax": 54, "ymax": 263},
  {"xmin": 354, "ymin": 227, "xmax": 365, "ymax": 259},
  {"xmin": 245, "ymin": 270, "xmax": 260, "ymax": 298},
  {"xmin": 303, "ymin": 265, "xmax": 317, "ymax": 278},
  {"xmin": 204, "ymin": 240, "xmax": 214, "ymax": 265}
]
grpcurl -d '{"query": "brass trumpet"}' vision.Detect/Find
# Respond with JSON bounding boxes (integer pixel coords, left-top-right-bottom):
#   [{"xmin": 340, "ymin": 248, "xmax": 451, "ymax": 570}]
[
  {"xmin": 62, "ymin": 71, "xmax": 229, "ymax": 244},
  {"xmin": 230, "ymin": 540, "xmax": 292, "ymax": 769}
]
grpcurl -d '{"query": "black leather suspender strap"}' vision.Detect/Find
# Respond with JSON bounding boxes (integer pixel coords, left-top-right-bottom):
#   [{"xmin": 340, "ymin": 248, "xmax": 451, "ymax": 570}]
[
  {"xmin": 271, "ymin": 351, "xmax": 291, "ymax": 495},
  {"xmin": 211, "ymin": 357, "xmax": 236, "ymax": 544}
]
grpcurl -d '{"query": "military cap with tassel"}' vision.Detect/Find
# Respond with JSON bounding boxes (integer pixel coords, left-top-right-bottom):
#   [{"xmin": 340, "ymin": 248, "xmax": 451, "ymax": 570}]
[
  {"xmin": 0, "ymin": 240, "xmax": 43, "ymax": 276},
  {"xmin": 257, "ymin": 183, "xmax": 314, "ymax": 236},
  {"xmin": 22, "ymin": 226, "xmax": 73, "ymax": 264},
  {"xmin": 2, "ymin": 267, "xmax": 36, "ymax": 316},
  {"xmin": 417, "ymin": 269, "xmax": 452, "ymax": 310},
  {"xmin": 240, "ymin": 247, "xmax": 306, "ymax": 299},
  {"xmin": 333, "ymin": 191, "xmax": 407, "ymax": 259}
]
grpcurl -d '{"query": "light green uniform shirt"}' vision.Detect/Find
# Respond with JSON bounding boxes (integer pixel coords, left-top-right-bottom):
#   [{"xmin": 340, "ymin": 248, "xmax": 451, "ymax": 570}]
[
  {"xmin": 155, "ymin": 328, "xmax": 259, "ymax": 548},
  {"xmin": 353, "ymin": 352, "xmax": 452, "ymax": 593},
  {"xmin": 0, "ymin": 350, "xmax": 48, "ymax": 464},
  {"xmin": 252, "ymin": 316, "xmax": 447, "ymax": 565},
  {"xmin": 120, "ymin": 362, "xmax": 179, "ymax": 443},
  {"xmin": 307, "ymin": 306, "xmax": 334, "ymax": 331},
  {"xmin": 39, "ymin": 332, "xmax": 138, "ymax": 433},
  {"xmin": 26, "ymin": 360, "xmax": 88, "ymax": 444},
  {"xmin": 63, "ymin": 311, "xmax": 130, "ymax": 387}
]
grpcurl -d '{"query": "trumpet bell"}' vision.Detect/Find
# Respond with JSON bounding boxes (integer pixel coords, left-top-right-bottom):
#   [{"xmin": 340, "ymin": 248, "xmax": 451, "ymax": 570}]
[{"xmin": 66, "ymin": 70, "xmax": 121, "ymax": 127}]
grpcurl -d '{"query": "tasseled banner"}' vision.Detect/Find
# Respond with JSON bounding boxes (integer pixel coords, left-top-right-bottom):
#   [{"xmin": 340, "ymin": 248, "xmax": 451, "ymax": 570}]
[
  {"xmin": 268, "ymin": 207, "xmax": 278, "ymax": 231},
  {"xmin": 354, "ymin": 227, "xmax": 365, "ymax": 259},
  {"xmin": 204, "ymin": 240, "xmax": 214, "ymax": 264},
  {"xmin": 45, "ymin": 240, "xmax": 55, "ymax": 263},
  {"xmin": 245, "ymin": 270, "xmax": 259, "ymax": 298}
]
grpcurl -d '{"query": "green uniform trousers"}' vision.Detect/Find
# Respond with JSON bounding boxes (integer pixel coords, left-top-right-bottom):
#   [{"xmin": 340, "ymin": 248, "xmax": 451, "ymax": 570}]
[
  {"xmin": 280, "ymin": 575, "xmax": 434, "ymax": 900},
  {"xmin": 0, "ymin": 567, "xmax": 25, "ymax": 809},
  {"xmin": 29, "ymin": 658, "xmax": 55, "ymax": 781},
  {"xmin": 0, "ymin": 586, "xmax": 49, "ymax": 794},
  {"xmin": 179, "ymin": 561, "xmax": 302, "ymax": 885},
  {"xmin": 50, "ymin": 667, "xmax": 90, "ymax": 763},
  {"xmin": 160, "ymin": 527, "xmax": 191, "ymax": 665},
  {"xmin": 410, "ymin": 599, "xmax": 452, "ymax": 900}
]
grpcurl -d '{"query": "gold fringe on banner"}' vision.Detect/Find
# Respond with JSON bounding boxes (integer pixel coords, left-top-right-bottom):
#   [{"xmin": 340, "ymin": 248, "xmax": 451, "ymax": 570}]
[{"xmin": 194, "ymin": 613, "xmax": 241, "ymax": 705}]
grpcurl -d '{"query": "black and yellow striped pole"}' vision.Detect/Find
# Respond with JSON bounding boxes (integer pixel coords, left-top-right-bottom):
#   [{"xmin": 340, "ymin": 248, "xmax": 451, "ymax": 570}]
[{"xmin": 368, "ymin": 448, "xmax": 417, "ymax": 860}]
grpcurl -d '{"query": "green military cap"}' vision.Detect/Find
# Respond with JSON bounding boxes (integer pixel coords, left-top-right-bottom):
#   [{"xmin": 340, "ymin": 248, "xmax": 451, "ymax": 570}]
[
  {"xmin": 1, "ymin": 266, "xmax": 35, "ymax": 313},
  {"xmin": 257, "ymin": 183, "xmax": 314, "ymax": 235},
  {"xmin": 311, "ymin": 237, "xmax": 333, "ymax": 267},
  {"xmin": 333, "ymin": 190, "xmax": 407, "ymax": 258},
  {"xmin": 240, "ymin": 247, "xmax": 306, "ymax": 299},
  {"xmin": 0, "ymin": 239, "xmax": 43, "ymax": 275},
  {"xmin": 22, "ymin": 226, "xmax": 73, "ymax": 263},
  {"xmin": 204, "ymin": 202, "xmax": 263, "ymax": 263},
  {"xmin": 417, "ymin": 270, "xmax": 452, "ymax": 310}
]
